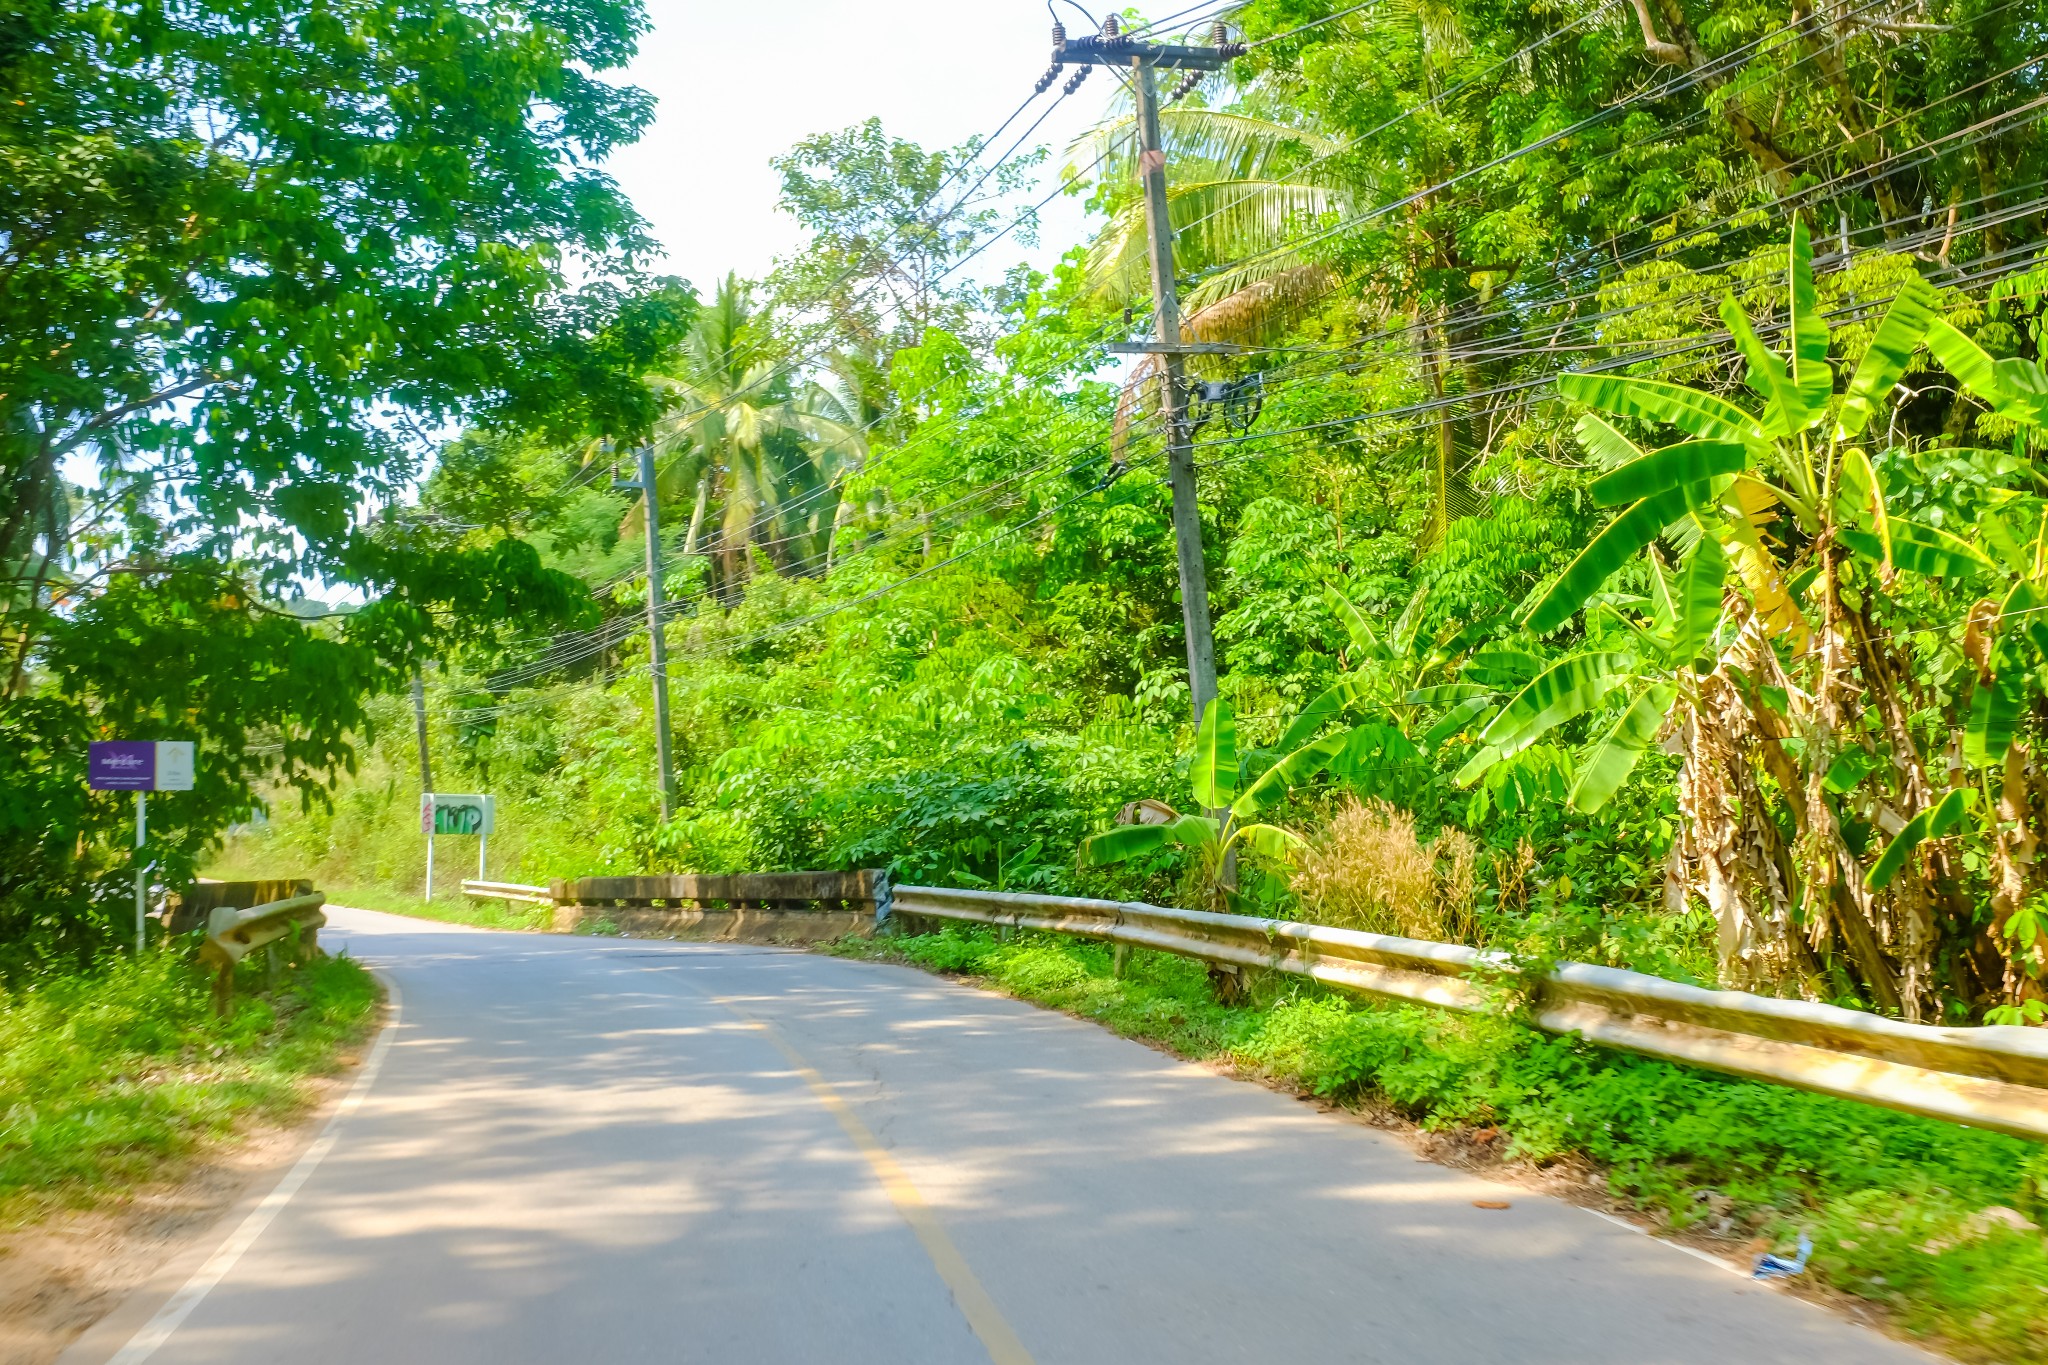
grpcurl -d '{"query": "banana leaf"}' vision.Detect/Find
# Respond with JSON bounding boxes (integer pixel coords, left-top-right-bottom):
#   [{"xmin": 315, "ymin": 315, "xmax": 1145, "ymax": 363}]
[
  {"xmin": 1325, "ymin": 586, "xmax": 1386, "ymax": 661},
  {"xmin": 1234, "ymin": 730, "xmax": 1346, "ymax": 817},
  {"xmin": 1233, "ymin": 822, "xmax": 1308, "ymax": 861},
  {"xmin": 1275, "ymin": 674, "xmax": 1371, "ymax": 753},
  {"xmin": 1785, "ymin": 218, "xmax": 1834, "ymax": 416},
  {"xmin": 1557, "ymin": 372, "xmax": 1765, "ymax": 449},
  {"xmin": 1822, "ymin": 747, "xmax": 1876, "ymax": 795},
  {"xmin": 1669, "ymin": 534, "xmax": 1726, "ymax": 663},
  {"xmin": 1835, "ymin": 276, "xmax": 1937, "ymax": 439},
  {"xmin": 2005, "ymin": 578, "xmax": 2048, "ymax": 658},
  {"xmin": 1079, "ymin": 823, "xmax": 1175, "ymax": 866},
  {"xmin": 1390, "ymin": 583, "xmax": 1431, "ymax": 656},
  {"xmin": 1526, "ymin": 486, "xmax": 1693, "ymax": 634},
  {"xmin": 1189, "ymin": 699, "xmax": 1239, "ymax": 809},
  {"xmin": 1589, "ymin": 439, "xmax": 1749, "ymax": 507},
  {"xmin": 1404, "ymin": 682, "xmax": 1493, "ymax": 706},
  {"xmin": 1965, "ymin": 671, "xmax": 2026, "ymax": 768},
  {"xmin": 1479, "ymin": 651, "xmax": 1630, "ymax": 758},
  {"xmin": 1833, "ymin": 446, "xmax": 1891, "ymax": 569},
  {"xmin": 1721, "ymin": 294, "xmax": 1810, "ymax": 435},
  {"xmin": 1462, "ymin": 649, "xmax": 1544, "ymax": 687},
  {"xmin": 1865, "ymin": 790, "xmax": 1971, "ymax": 891},
  {"xmin": 1574, "ymin": 412, "xmax": 1646, "ymax": 469},
  {"xmin": 1423, "ymin": 695, "xmax": 1495, "ymax": 748},
  {"xmin": 1568, "ymin": 682, "xmax": 1675, "ymax": 813},
  {"xmin": 1925, "ymin": 319, "xmax": 2006, "ymax": 412},
  {"xmin": 1839, "ymin": 518, "xmax": 1992, "ymax": 579}
]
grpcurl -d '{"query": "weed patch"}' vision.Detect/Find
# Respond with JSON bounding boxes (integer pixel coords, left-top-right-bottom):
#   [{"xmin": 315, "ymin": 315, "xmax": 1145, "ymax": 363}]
[{"xmin": 0, "ymin": 950, "xmax": 378, "ymax": 1226}]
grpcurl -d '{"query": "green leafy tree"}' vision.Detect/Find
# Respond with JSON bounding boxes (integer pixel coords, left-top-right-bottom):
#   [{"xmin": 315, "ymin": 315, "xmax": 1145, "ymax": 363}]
[
  {"xmin": 0, "ymin": 0, "xmax": 683, "ymax": 960},
  {"xmin": 638, "ymin": 277, "xmax": 866, "ymax": 599}
]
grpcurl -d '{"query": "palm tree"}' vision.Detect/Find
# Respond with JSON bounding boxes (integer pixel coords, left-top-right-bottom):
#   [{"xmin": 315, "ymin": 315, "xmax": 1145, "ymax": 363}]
[
  {"xmin": 635, "ymin": 276, "xmax": 865, "ymax": 600},
  {"xmin": 1071, "ymin": 9, "xmax": 1486, "ymax": 542}
]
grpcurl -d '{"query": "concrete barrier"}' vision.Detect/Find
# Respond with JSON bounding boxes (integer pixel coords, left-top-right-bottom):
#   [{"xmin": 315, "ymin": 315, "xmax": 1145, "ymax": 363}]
[{"xmin": 548, "ymin": 870, "xmax": 880, "ymax": 944}]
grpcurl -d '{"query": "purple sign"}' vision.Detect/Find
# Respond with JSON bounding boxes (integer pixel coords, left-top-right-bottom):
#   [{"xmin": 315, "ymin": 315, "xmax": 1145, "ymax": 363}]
[{"xmin": 90, "ymin": 742, "xmax": 156, "ymax": 790}]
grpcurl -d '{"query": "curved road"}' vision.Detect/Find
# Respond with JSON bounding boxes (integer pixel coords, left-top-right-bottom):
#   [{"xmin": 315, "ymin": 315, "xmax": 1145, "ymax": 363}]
[{"xmin": 75, "ymin": 906, "xmax": 1930, "ymax": 1364}]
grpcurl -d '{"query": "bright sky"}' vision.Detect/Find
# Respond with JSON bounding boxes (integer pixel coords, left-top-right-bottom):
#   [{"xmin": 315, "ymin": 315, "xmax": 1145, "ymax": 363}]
[{"xmin": 603, "ymin": 0, "xmax": 1132, "ymax": 293}]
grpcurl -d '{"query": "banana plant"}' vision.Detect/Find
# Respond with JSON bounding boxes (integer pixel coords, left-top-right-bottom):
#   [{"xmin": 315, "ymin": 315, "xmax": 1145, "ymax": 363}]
[
  {"xmin": 1081, "ymin": 699, "xmax": 1343, "ymax": 911},
  {"xmin": 1266, "ymin": 583, "xmax": 1435, "ymax": 795},
  {"xmin": 1454, "ymin": 219, "xmax": 2045, "ymax": 1016}
]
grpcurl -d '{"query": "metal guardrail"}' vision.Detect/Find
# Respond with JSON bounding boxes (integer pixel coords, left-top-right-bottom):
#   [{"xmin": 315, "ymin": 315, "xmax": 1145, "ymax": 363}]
[
  {"xmin": 462, "ymin": 879, "xmax": 551, "ymax": 905},
  {"xmin": 890, "ymin": 884, "xmax": 2048, "ymax": 1143},
  {"xmin": 197, "ymin": 892, "xmax": 327, "ymax": 1012}
]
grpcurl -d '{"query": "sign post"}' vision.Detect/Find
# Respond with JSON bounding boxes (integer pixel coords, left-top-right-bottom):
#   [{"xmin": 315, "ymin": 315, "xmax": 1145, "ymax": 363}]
[
  {"xmin": 89, "ymin": 741, "xmax": 195, "ymax": 952},
  {"xmin": 420, "ymin": 794, "xmax": 494, "ymax": 901}
]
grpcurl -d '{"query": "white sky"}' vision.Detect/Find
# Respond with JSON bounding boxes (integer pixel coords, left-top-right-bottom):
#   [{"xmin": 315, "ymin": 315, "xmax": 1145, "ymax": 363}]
[{"xmin": 603, "ymin": 0, "xmax": 1131, "ymax": 293}]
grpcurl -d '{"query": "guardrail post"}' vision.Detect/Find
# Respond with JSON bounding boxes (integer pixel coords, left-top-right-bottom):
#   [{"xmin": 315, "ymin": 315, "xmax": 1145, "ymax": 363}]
[{"xmin": 872, "ymin": 868, "xmax": 894, "ymax": 933}]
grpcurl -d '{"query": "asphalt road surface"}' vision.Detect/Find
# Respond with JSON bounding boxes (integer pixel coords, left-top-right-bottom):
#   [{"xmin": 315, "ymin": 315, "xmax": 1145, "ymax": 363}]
[{"xmin": 76, "ymin": 906, "xmax": 1934, "ymax": 1365}]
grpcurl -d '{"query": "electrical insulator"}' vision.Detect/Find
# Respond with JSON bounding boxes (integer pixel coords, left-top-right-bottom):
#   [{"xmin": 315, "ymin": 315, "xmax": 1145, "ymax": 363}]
[
  {"xmin": 1062, "ymin": 65, "xmax": 1092, "ymax": 95},
  {"xmin": 1051, "ymin": 21, "xmax": 1065, "ymax": 45},
  {"xmin": 1101, "ymin": 15, "xmax": 1119, "ymax": 37},
  {"xmin": 1211, "ymin": 20, "xmax": 1229, "ymax": 45}
]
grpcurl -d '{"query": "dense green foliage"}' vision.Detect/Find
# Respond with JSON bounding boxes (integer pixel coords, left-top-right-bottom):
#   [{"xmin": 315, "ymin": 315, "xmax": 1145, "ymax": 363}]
[
  {"xmin": 2, "ymin": 0, "xmax": 686, "ymax": 964},
  {"xmin": 222, "ymin": 0, "xmax": 2048, "ymax": 1026},
  {"xmin": 844, "ymin": 927, "xmax": 2048, "ymax": 1362},
  {"xmin": 0, "ymin": 949, "xmax": 378, "ymax": 1222}
]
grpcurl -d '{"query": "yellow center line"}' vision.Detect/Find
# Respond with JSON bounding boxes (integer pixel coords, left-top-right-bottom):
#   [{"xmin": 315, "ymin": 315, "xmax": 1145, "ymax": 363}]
[{"xmin": 713, "ymin": 995, "xmax": 1036, "ymax": 1365}]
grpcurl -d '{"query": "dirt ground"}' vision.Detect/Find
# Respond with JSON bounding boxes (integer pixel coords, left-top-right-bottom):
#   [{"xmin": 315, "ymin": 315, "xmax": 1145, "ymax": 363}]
[{"xmin": 0, "ymin": 1065, "xmax": 357, "ymax": 1365}]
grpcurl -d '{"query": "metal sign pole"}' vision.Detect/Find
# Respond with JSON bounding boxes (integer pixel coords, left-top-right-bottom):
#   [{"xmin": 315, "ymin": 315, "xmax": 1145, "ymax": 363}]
[
  {"xmin": 135, "ymin": 790, "xmax": 147, "ymax": 953},
  {"xmin": 478, "ymin": 831, "xmax": 487, "ymax": 882},
  {"xmin": 424, "ymin": 830, "xmax": 435, "ymax": 903}
]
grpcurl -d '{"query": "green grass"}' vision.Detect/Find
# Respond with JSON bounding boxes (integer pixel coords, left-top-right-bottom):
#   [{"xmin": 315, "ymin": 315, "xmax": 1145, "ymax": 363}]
[
  {"xmin": 318, "ymin": 882, "xmax": 553, "ymax": 933},
  {"xmin": 831, "ymin": 927, "xmax": 2048, "ymax": 1364},
  {"xmin": 0, "ymin": 949, "xmax": 379, "ymax": 1227}
]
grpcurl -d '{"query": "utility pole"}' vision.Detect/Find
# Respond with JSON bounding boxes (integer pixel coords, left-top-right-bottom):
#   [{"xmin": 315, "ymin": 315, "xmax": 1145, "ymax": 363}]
[
  {"xmin": 1054, "ymin": 17, "xmax": 1243, "ymax": 728},
  {"xmin": 614, "ymin": 447, "xmax": 677, "ymax": 819},
  {"xmin": 411, "ymin": 668, "xmax": 434, "ymax": 795}
]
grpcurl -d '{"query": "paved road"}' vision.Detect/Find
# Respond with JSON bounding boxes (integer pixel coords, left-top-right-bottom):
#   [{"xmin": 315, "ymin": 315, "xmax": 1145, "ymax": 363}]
[{"xmin": 83, "ymin": 907, "xmax": 1932, "ymax": 1364}]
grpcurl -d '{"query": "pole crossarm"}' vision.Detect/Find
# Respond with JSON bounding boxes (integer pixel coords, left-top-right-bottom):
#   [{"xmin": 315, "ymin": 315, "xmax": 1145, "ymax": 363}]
[
  {"xmin": 1056, "ymin": 36, "xmax": 1243, "ymax": 69},
  {"xmin": 1105, "ymin": 341, "xmax": 1243, "ymax": 355}
]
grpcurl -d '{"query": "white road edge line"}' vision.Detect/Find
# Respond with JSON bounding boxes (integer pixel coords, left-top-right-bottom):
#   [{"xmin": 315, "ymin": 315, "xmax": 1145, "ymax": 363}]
[
  {"xmin": 102, "ymin": 971, "xmax": 403, "ymax": 1365},
  {"xmin": 1583, "ymin": 1208, "xmax": 1745, "ymax": 1275}
]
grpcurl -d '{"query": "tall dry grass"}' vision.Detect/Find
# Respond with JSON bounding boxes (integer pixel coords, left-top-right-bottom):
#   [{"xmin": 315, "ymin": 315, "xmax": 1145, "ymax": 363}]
[{"xmin": 1291, "ymin": 797, "xmax": 1479, "ymax": 943}]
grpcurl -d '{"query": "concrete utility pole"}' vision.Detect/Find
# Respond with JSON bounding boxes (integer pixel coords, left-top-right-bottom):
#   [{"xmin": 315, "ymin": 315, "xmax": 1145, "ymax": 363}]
[
  {"xmin": 1053, "ymin": 18, "xmax": 1243, "ymax": 727},
  {"xmin": 615, "ymin": 447, "xmax": 677, "ymax": 819},
  {"xmin": 411, "ymin": 668, "xmax": 434, "ymax": 795}
]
